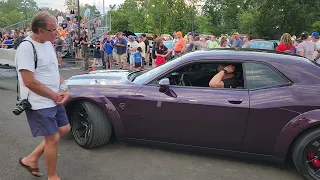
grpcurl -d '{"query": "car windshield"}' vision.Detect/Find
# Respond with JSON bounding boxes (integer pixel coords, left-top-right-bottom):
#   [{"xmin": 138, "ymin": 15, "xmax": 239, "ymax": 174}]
[{"xmin": 132, "ymin": 58, "xmax": 181, "ymax": 84}]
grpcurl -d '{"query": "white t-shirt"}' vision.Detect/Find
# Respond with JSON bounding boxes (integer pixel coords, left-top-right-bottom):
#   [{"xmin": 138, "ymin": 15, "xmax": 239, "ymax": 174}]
[
  {"xmin": 15, "ymin": 36, "xmax": 60, "ymax": 110},
  {"xmin": 128, "ymin": 41, "xmax": 138, "ymax": 54},
  {"xmin": 138, "ymin": 41, "xmax": 146, "ymax": 58},
  {"xmin": 57, "ymin": 16, "xmax": 64, "ymax": 24},
  {"xmin": 315, "ymin": 41, "xmax": 320, "ymax": 62},
  {"xmin": 298, "ymin": 41, "xmax": 316, "ymax": 60}
]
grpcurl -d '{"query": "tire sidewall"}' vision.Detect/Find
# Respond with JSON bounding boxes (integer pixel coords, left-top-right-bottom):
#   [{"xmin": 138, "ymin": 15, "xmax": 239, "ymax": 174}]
[{"xmin": 293, "ymin": 129, "xmax": 320, "ymax": 180}]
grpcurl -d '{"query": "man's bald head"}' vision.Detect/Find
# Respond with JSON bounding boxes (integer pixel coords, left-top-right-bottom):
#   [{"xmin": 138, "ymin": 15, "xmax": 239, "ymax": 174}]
[{"xmin": 31, "ymin": 12, "xmax": 56, "ymax": 34}]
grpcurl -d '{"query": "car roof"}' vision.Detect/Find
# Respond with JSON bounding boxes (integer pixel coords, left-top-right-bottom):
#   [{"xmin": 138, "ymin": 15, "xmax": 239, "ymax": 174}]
[{"xmin": 182, "ymin": 49, "xmax": 302, "ymax": 62}]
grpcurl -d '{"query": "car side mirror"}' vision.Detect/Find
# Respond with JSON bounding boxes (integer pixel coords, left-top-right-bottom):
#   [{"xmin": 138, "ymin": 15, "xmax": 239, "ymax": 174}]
[{"xmin": 159, "ymin": 78, "xmax": 170, "ymax": 93}]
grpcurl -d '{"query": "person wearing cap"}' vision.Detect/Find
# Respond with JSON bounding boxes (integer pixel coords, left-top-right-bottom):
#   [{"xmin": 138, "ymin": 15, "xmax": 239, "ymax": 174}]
[
  {"xmin": 173, "ymin": 31, "xmax": 186, "ymax": 58},
  {"xmin": 311, "ymin": 32, "xmax": 320, "ymax": 63}
]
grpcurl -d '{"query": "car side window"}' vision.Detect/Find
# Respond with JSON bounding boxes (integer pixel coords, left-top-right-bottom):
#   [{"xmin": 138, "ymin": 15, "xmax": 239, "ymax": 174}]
[
  {"xmin": 244, "ymin": 62, "xmax": 291, "ymax": 89},
  {"xmin": 150, "ymin": 62, "xmax": 244, "ymax": 89}
]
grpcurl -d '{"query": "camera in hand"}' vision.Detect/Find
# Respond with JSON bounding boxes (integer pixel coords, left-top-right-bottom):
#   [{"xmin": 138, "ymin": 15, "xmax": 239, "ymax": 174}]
[{"xmin": 13, "ymin": 99, "xmax": 32, "ymax": 115}]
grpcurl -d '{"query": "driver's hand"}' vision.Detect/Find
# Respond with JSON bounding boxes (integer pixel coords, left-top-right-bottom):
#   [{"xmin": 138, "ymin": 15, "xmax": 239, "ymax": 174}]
[{"xmin": 224, "ymin": 65, "xmax": 235, "ymax": 73}]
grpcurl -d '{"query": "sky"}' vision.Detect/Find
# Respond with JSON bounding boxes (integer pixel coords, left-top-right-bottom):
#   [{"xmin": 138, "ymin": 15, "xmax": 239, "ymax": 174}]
[{"xmin": 35, "ymin": 0, "xmax": 125, "ymax": 12}]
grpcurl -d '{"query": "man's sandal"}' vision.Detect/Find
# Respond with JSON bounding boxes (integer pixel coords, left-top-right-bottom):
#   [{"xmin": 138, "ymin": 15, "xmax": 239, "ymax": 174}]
[{"xmin": 19, "ymin": 158, "xmax": 43, "ymax": 177}]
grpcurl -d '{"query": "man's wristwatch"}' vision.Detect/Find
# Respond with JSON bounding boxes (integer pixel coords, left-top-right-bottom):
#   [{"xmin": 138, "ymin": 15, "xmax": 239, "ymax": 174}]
[{"xmin": 222, "ymin": 69, "xmax": 228, "ymax": 75}]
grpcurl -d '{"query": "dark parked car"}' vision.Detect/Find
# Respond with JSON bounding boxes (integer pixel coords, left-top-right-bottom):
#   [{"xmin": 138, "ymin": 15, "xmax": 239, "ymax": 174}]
[{"xmin": 65, "ymin": 49, "xmax": 320, "ymax": 180}]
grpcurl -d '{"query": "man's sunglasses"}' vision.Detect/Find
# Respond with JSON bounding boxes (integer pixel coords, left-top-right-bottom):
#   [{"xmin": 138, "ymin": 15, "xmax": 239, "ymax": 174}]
[{"xmin": 42, "ymin": 28, "xmax": 57, "ymax": 32}]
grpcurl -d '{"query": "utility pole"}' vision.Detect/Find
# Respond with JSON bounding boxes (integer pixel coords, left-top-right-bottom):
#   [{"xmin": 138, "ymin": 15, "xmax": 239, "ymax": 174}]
[
  {"xmin": 77, "ymin": 0, "xmax": 80, "ymax": 37},
  {"xmin": 103, "ymin": 0, "xmax": 105, "ymax": 14},
  {"xmin": 191, "ymin": 5, "xmax": 194, "ymax": 32}
]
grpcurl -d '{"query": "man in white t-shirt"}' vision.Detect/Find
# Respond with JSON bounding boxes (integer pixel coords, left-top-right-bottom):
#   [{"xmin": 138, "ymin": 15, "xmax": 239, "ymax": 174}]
[
  {"xmin": 127, "ymin": 36, "xmax": 138, "ymax": 69},
  {"xmin": 298, "ymin": 32, "xmax": 317, "ymax": 61},
  {"xmin": 137, "ymin": 36, "xmax": 146, "ymax": 60},
  {"xmin": 16, "ymin": 12, "xmax": 70, "ymax": 180}
]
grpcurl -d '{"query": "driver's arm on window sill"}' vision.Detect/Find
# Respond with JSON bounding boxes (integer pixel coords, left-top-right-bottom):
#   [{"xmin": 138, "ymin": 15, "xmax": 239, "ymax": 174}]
[{"xmin": 209, "ymin": 71, "xmax": 225, "ymax": 88}]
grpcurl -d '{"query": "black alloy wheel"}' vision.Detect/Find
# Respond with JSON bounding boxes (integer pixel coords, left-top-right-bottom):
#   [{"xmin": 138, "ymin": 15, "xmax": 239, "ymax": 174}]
[
  {"xmin": 304, "ymin": 140, "xmax": 320, "ymax": 178},
  {"xmin": 293, "ymin": 129, "xmax": 320, "ymax": 180},
  {"xmin": 71, "ymin": 101, "xmax": 112, "ymax": 149}
]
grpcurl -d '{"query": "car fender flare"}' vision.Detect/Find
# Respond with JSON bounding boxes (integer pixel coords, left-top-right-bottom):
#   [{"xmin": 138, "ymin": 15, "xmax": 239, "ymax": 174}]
[
  {"xmin": 65, "ymin": 95, "xmax": 125, "ymax": 138},
  {"xmin": 273, "ymin": 109, "xmax": 320, "ymax": 159}
]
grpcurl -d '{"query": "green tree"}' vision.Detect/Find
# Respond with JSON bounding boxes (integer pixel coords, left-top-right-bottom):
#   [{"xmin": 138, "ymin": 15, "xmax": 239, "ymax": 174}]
[{"xmin": 0, "ymin": 0, "xmax": 39, "ymax": 28}]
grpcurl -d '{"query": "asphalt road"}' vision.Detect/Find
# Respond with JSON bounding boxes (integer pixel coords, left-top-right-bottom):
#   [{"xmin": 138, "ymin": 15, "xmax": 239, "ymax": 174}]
[{"xmin": 0, "ymin": 68, "xmax": 304, "ymax": 180}]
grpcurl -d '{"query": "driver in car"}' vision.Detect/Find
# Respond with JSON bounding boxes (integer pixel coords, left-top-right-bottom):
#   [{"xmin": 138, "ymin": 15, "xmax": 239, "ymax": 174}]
[{"xmin": 209, "ymin": 64, "xmax": 238, "ymax": 88}]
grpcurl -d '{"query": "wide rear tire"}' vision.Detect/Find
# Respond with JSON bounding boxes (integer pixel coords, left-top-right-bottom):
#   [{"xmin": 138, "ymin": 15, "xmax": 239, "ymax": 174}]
[
  {"xmin": 71, "ymin": 101, "xmax": 112, "ymax": 149},
  {"xmin": 293, "ymin": 129, "xmax": 320, "ymax": 180}
]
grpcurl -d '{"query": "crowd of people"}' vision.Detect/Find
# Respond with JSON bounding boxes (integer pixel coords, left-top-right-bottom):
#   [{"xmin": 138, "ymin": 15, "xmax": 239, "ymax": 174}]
[
  {"xmin": 0, "ymin": 6, "xmax": 101, "ymax": 67},
  {"xmin": 91, "ymin": 30, "xmax": 320, "ymax": 71}
]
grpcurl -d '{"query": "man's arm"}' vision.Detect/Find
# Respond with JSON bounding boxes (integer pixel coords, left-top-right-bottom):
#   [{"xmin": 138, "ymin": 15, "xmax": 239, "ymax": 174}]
[
  {"xmin": 209, "ymin": 71, "xmax": 225, "ymax": 88},
  {"xmin": 209, "ymin": 65, "xmax": 234, "ymax": 88},
  {"xmin": 115, "ymin": 39, "xmax": 127, "ymax": 47}
]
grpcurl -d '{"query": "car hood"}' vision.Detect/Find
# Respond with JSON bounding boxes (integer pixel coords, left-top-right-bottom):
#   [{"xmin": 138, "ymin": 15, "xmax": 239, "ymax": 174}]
[{"xmin": 66, "ymin": 70, "xmax": 132, "ymax": 86}]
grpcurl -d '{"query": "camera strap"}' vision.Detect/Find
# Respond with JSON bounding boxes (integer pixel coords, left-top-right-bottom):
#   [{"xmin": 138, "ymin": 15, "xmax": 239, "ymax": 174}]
[{"xmin": 16, "ymin": 40, "xmax": 38, "ymax": 101}]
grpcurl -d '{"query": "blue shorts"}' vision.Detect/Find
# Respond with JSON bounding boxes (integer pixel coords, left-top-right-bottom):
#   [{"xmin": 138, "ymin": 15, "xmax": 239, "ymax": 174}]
[{"xmin": 25, "ymin": 105, "xmax": 70, "ymax": 137}]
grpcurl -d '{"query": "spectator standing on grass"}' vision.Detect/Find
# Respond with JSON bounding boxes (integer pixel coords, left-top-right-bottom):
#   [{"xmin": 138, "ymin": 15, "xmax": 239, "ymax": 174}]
[{"xmin": 16, "ymin": 12, "xmax": 71, "ymax": 180}]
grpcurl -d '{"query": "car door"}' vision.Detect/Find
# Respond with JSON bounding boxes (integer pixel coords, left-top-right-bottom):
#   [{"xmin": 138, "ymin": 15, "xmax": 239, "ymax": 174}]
[
  {"xmin": 240, "ymin": 62, "xmax": 296, "ymax": 155},
  {"xmin": 121, "ymin": 62, "xmax": 250, "ymax": 150}
]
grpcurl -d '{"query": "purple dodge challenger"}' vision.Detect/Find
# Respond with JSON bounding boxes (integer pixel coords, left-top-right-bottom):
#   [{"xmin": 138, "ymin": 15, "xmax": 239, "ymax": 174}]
[{"xmin": 65, "ymin": 49, "xmax": 320, "ymax": 180}]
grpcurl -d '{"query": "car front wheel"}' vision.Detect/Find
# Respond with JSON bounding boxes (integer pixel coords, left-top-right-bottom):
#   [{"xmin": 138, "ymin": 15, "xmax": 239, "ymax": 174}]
[
  {"xmin": 71, "ymin": 101, "xmax": 112, "ymax": 149},
  {"xmin": 293, "ymin": 129, "xmax": 320, "ymax": 180}
]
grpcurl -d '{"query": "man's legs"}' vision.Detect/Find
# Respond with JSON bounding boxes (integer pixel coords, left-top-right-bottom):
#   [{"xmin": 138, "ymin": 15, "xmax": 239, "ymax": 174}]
[
  {"xmin": 101, "ymin": 50, "xmax": 106, "ymax": 69},
  {"xmin": 121, "ymin": 53, "xmax": 127, "ymax": 69},
  {"xmin": 21, "ymin": 105, "xmax": 71, "ymax": 179},
  {"xmin": 21, "ymin": 125, "xmax": 70, "ymax": 177}
]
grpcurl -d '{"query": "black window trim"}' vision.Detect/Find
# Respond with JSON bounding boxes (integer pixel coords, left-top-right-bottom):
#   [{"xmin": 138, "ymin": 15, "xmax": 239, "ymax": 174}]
[
  {"xmin": 146, "ymin": 59, "xmax": 248, "ymax": 91},
  {"xmin": 243, "ymin": 61, "xmax": 293, "ymax": 91}
]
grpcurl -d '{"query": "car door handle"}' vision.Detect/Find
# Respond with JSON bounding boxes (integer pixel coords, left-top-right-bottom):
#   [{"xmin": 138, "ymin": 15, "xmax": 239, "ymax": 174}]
[{"xmin": 228, "ymin": 99, "xmax": 243, "ymax": 104}]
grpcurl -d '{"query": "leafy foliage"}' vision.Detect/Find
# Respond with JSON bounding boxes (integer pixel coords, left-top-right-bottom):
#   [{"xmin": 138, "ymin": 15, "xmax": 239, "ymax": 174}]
[{"xmin": 109, "ymin": 0, "xmax": 320, "ymax": 39}]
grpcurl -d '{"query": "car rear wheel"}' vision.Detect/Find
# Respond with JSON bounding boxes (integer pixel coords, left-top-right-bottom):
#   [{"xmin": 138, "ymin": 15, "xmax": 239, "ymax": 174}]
[
  {"xmin": 293, "ymin": 129, "xmax": 320, "ymax": 180},
  {"xmin": 71, "ymin": 101, "xmax": 112, "ymax": 149}
]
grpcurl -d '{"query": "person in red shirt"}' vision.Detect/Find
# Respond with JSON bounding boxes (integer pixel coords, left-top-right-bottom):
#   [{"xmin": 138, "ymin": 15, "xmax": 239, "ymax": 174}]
[{"xmin": 276, "ymin": 33, "xmax": 296, "ymax": 54}]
